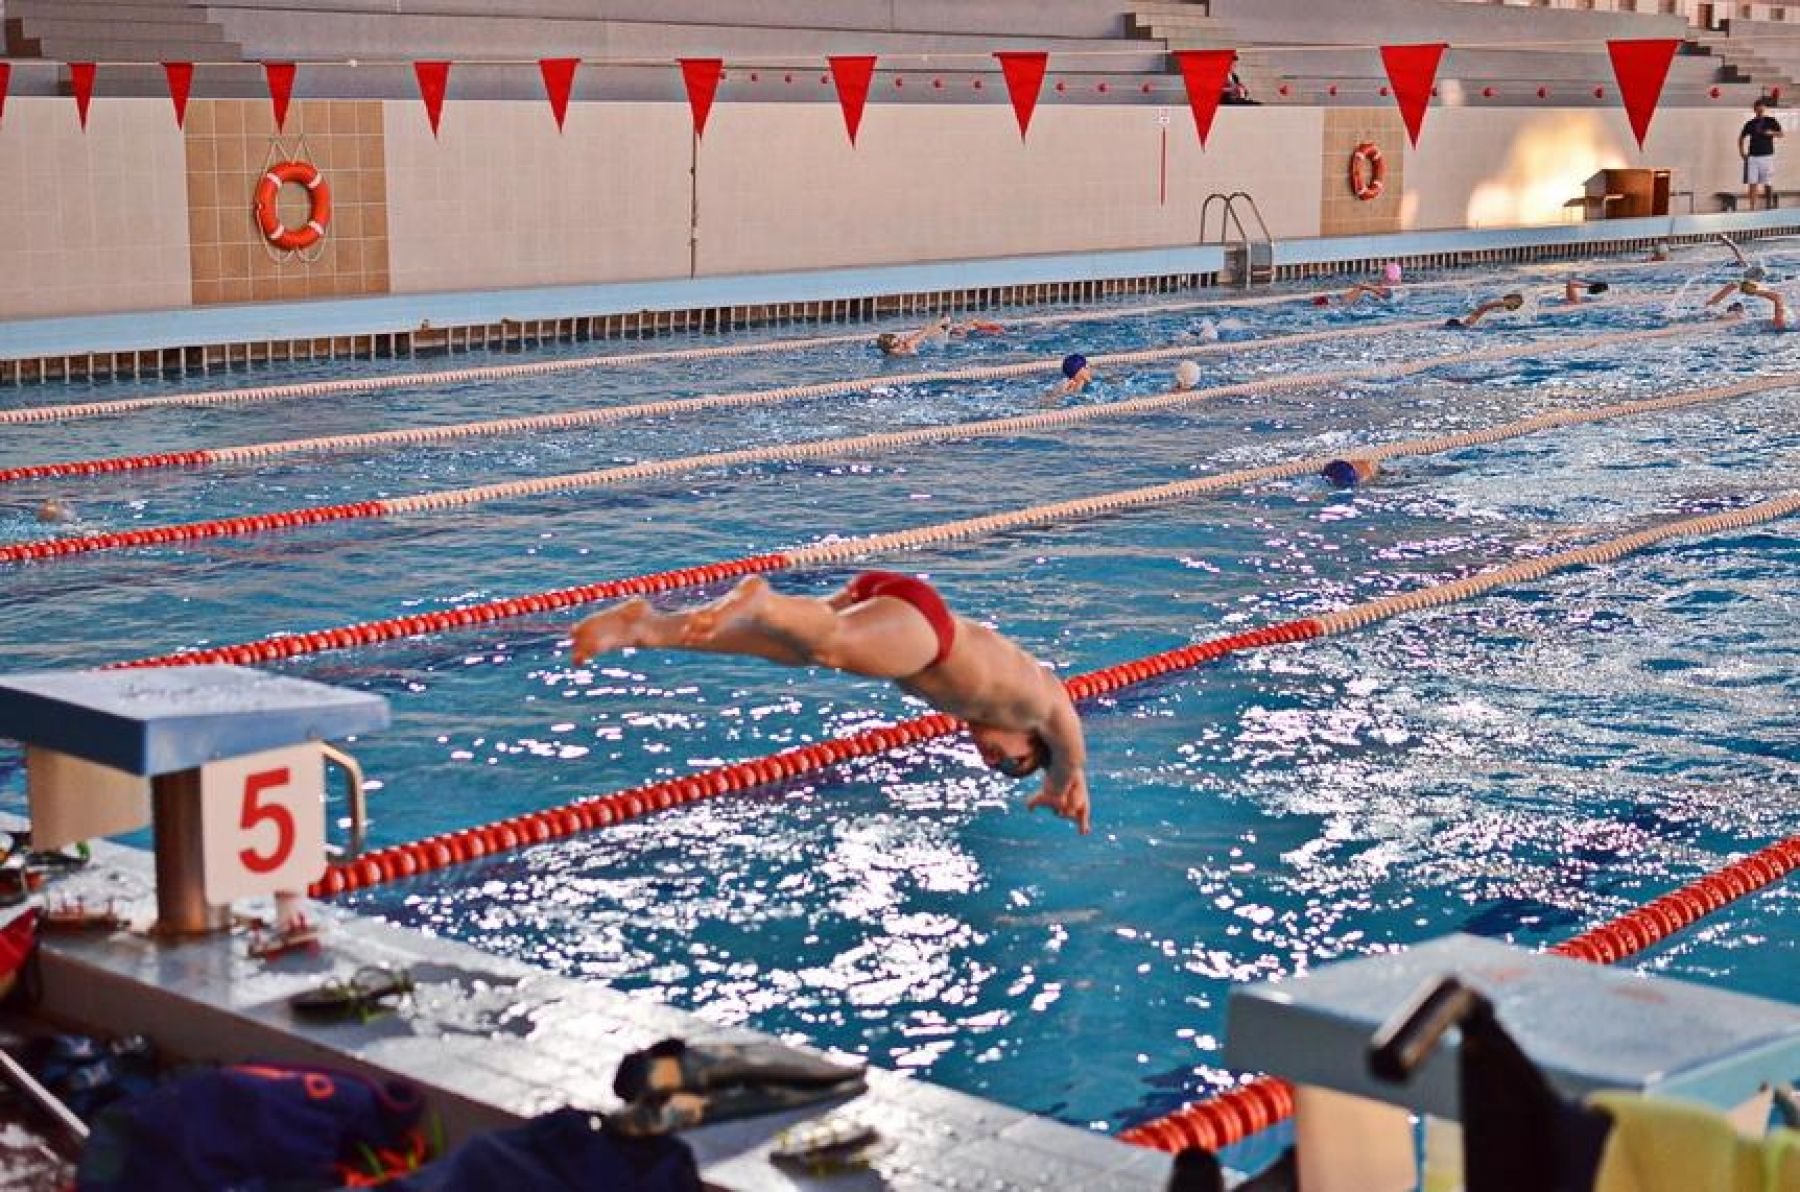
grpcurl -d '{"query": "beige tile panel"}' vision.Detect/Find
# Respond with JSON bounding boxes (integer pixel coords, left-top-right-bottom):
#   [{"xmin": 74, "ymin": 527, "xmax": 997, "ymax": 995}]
[
  {"xmin": 183, "ymin": 98, "xmax": 391, "ymax": 306},
  {"xmin": 0, "ymin": 99, "xmax": 192, "ymax": 320}
]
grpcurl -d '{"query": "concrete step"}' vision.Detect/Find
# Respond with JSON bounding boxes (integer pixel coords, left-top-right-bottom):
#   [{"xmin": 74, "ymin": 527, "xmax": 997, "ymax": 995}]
[
  {"xmin": 13, "ymin": 18, "xmax": 233, "ymax": 43},
  {"xmin": 10, "ymin": 0, "xmax": 219, "ymax": 20},
  {"xmin": 29, "ymin": 35, "xmax": 245, "ymax": 60}
]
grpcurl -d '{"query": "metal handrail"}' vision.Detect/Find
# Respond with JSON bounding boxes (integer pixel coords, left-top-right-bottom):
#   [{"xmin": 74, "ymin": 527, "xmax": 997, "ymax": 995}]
[
  {"xmin": 1200, "ymin": 191, "xmax": 1273, "ymax": 287},
  {"xmin": 320, "ymin": 743, "xmax": 369, "ymax": 858}
]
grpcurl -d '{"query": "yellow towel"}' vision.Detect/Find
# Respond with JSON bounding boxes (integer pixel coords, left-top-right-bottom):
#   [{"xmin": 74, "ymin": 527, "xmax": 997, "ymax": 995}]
[{"xmin": 1588, "ymin": 1091, "xmax": 1800, "ymax": 1192}]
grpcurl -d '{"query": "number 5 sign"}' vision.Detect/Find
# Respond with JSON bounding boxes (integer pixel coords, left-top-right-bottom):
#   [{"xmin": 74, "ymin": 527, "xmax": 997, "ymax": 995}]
[{"xmin": 200, "ymin": 743, "xmax": 327, "ymax": 903}]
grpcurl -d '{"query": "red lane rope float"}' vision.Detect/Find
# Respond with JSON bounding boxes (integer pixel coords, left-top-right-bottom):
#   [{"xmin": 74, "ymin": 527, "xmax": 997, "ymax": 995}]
[
  {"xmin": 0, "ymin": 321, "xmax": 1720, "ymax": 567},
  {"xmin": 1119, "ymin": 828, "xmax": 1800, "ymax": 1154},
  {"xmin": 303, "ymin": 492, "xmax": 1800, "ymax": 904},
  {"xmin": 107, "ymin": 371, "xmax": 1793, "ymax": 671},
  {"xmin": 254, "ymin": 161, "xmax": 332, "ymax": 253}
]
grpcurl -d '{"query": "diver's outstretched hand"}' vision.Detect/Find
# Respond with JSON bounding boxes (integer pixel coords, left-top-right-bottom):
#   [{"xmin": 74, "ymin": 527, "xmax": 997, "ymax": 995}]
[{"xmin": 1027, "ymin": 770, "xmax": 1091, "ymax": 835}]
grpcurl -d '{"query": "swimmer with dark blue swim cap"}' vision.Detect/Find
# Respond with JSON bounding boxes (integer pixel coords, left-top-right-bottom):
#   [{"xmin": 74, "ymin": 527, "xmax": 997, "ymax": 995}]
[
  {"xmin": 1321, "ymin": 458, "xmax": 1379, "ymax": 489},
  {"xmin": 1049, "ymin": 352, "xmax": 1094, "ymax": 397},
  {"xmin": 1562, "ymin": 278, "xmax": 1610, "ymax": 304}
]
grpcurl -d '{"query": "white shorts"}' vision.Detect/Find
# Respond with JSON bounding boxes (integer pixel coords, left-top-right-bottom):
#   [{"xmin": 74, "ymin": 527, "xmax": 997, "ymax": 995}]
[{"xmin": 1746, "ymin": 155, "xmax": 1776, "ymax": 186}]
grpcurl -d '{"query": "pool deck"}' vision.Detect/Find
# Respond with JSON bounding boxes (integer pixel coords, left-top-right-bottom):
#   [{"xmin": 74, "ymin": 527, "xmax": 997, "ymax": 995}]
[
  {"xmin": 4, "ymin": 209, "xmax": 1799, "ymax": 372},
  {"xmin": 29, "ymin": 832, "xmax": 1175, "ymax": 1191}
]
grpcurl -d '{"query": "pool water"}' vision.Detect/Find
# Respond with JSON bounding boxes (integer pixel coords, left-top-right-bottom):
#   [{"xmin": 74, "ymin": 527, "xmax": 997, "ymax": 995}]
[{"xmin": 2, "ymin": 249, "xmax": 1796, "ymax": 1133}]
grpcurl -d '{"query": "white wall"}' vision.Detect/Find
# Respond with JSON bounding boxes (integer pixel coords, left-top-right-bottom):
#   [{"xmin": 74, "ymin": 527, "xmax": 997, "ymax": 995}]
[
  {"xmin": 1404, "ymin": 104, "xmax": 1755, "ymax": 230},
  {"xmin": 0, "ymin": 99, "xmax": 192, "ymax": 320},
  {"xmin": 383, "ymin": 100, "xmax": 694, "ymax": 295}
]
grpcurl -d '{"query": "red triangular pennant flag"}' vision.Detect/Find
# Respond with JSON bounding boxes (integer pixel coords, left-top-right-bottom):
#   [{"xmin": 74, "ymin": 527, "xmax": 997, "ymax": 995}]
[
  {"xmin": 414, "ymin": 61, "xmax": 451, "ymax": 137},
  {"xmin": 162, "ymin": 62, "xmax": 194, "ymax": 130},
  {"xmin": 993, "ymin": 51, "xmax": 1048, "ymax": 141},
  {"xmin": 1379, "ymin": 43, "xmax": 1446, "ymax": 147},
  {"xmin": 1607, "ymin": 38, "xmax": 1680, "ymax": 150},
  {"xmin": 262, "ymin": 61, "xmax": 295, "ymax": 132},
  {"xmin": 0, "ymin": 63, "xmax": 11, "ymax": 127},
  {"xmin": 828, "ymin": 55, "xmax": 877, "ymax": 145},
  {"xmin": 70, "ymin": 63, "xmax": 96, "ymax": 131},
  {"xmin": 678, "ymin": 58, "xmax": 723, "ymax": 139},
  {"xmin": 1172, "ymin": 49, "xmax": 1236, "ymax": 148},
  {"xmin": 539, "ymin": 58, "xmax": 579, "ymax": 132}
]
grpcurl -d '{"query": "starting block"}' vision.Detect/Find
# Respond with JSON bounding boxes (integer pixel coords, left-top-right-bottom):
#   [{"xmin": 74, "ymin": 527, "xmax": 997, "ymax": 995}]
[
  {"xmin": 0, "ymin": 666, "xmax": 387, "ymax": 935},
  {"xmin": 1226, "ymin": 933, "xmax": 1800, "ymax": 1191}
]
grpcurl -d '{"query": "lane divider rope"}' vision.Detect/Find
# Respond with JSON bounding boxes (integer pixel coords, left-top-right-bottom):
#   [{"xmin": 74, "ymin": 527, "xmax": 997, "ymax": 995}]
[
  {"xmin": 1119, "ymin": 828, "xmax": 1800, "ymax": 1153},
  {"xmin": 0, "ymin": 276, "xmax": 1688, "ymax": 428},
  {"xmin": 302, "ymin": 493, "xmax": 1800, "ymax": 932},
  {"xmin": 0, "ymin": 321, "xmax": 1720, "ymax": 567},
  {"xmin": 108, "ymin": 370, "xmax": 1793, "ymax": 670},
  {"xmin": 0, "ymin": 320, "xmax": 1444, "ymax": 483}
]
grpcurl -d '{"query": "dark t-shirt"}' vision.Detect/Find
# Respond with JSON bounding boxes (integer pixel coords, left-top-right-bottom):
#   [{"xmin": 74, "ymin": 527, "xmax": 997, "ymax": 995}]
[{"xmin": 1743, "ymin": 115, "xmax": 1782, "ymax": 157}]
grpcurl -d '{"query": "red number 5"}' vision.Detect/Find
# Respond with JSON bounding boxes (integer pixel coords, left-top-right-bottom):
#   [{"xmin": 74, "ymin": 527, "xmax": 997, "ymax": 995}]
[{"xmin": 240, "ymin": 768, "xmax": 295, "ymax": 874}]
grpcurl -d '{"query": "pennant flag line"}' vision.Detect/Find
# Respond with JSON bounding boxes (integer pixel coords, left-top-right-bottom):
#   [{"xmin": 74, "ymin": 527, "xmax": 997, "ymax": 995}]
[
  {"xmin": 828, "ymin": 55, "xmax": 877, "ymax": 145},
  {"xmin": 70, "ymin": 63, "xmax": 96, "ymax": 131},
  {"xmin": 162, "ymin": 62, "xmax": 193, "ymax": 130},
  {"xmin": 1379, "ymin": 42, "xmax": 1446, "ymax": 147},
  {"xmin": 539, "ymin": 57, "xmax": 579, "ymax": 132},
  {"xmin": 1172, "ymin": 49, "xmax": 1236, "ymax": 148},
  {"xmin": 263, "ymin": 61, "xmax": 296, "ymax": 132},
  {"xmin": 994, "ymin": 51, "xmax": 1048, "ymax": 140},
  {"xmin": 414, "ymin": 60, "xmax": 451, "ymax": 137},
  {"xmin": 678, "ymin": 58, "xmax": 723, "ymax": 139},
  {"xmin": 1606, "ymin": 38, "xmax": 1680, "ymax": 149}
]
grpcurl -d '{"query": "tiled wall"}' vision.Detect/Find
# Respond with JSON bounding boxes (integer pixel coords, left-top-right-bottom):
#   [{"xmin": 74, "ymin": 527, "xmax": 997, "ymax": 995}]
[
  {"xmin": 693, "ymin": 103, "xmax": 1324, "ymax": 275},
  {"xmin": 185, "ymin": 99, "xmax": 390, "ymax": 304},
  {"xmin": 0, "ymin": 99, "xmax": 191, "ymax": 320},
  {"xmin": 383, "ymin": 102, "xmax": 693, "ymax": 295},
  {"xmin": 1321, "ymin": 108, "xmax": 1408, "ymax": 236}
]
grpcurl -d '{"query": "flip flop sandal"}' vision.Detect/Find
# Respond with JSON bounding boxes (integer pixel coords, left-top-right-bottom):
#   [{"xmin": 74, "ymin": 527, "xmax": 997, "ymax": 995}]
[
  {"xmin": 613, "ymin": 1037, "xmax": 866, "ymax": 1103},
  {"xmin": 289, "ymin": 965, "xmax": 413, "ymax": 1023}
]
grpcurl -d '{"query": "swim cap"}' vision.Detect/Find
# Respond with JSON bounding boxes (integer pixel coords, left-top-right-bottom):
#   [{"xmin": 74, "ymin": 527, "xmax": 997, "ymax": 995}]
[
  {"xmin": 1443, "ymin": 317, "xmax": 1466, "ymax": 329},
  {"xmin": 1740, "ymin": 279, "xmax": 1763, "ymax": 295},
  {"xmin": 1587, "ymin": 281, "xmax": 1610, "ymax": 295},
  {"xmin": 1727, "ymin": 301, "xmax": 1746, "ymax": 314},
  {"xmin": 876, "ymin": 332, "xmax": 902, "ymax": 351},
  {"xmin": 1311, "ymin": 295, "xmax": 1331, "ymax": 307},
  {"xmin": 1502, "ymin": 293, "xmax": 1524, "ymax": 311},
  {"xmin": 1321, "ymin": 460, "xmax": 1362, "ymax": 489},
  {"xmin": 1061, "ymin": 353, "xmax": 1088, "ymax": 380},
  {"xmin": 1175, "ymin": 360, "xmax": 1202, "ymax": 389},
  {"xmin": 1383, "ymin": 261, "xmax": 1404, "ymax": 284},
  {"xmin": 1745, "ymin": 264, "xmax": 1768, "ymax": 282}
]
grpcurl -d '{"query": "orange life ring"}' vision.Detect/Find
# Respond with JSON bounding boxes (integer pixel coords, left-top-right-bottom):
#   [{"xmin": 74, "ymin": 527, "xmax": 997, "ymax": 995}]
[
  {"xmin": 1348, "ymin": 142, "xmax": 1385, "ymax": 202},
  {"xmin": 253, "ymin": 161, "xmax": 332, "ymax": 252}
]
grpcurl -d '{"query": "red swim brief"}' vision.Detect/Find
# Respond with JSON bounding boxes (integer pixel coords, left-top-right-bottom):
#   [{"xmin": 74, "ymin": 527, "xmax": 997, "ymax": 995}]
[{"xmin": 845, "ymin": 571, "xmax": 956, "ymax": 668}]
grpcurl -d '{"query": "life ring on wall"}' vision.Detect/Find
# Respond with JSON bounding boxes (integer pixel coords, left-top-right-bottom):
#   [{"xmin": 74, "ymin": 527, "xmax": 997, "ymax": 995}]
[
  {"xmin": 253, "ymin": 161, "xmax": 333, "ymax": 252},
  {"xmin": 1348, "ymin": 142, "xmax": 1385, "ymax": 202}
]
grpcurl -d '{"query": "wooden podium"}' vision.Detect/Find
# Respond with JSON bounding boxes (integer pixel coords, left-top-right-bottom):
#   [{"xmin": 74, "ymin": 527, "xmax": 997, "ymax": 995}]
[{"xmin": 1580, "ymin": 168, "xmax": 1672, "ymax": 219}]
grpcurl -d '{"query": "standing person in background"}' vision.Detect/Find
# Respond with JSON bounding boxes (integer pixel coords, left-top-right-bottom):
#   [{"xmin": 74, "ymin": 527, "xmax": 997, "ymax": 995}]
[{"xmin": 1740, "ymin": 98, "xmax": 1783, "ymax": 211}]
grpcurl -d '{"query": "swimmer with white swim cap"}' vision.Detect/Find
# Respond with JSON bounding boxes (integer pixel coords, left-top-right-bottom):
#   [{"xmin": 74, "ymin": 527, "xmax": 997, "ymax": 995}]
[
  {"xmin": 571, "ymin": 573, "xmax": 1091, "ymax": 833},
  {"xmin": 1174, "ymin": 360, "xmax": 1202, "ymax": 391}
]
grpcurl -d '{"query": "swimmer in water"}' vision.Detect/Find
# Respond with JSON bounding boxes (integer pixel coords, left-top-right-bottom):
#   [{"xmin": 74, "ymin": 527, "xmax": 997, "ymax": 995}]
[
  {"xmin": 875, "ymin": 315, "xmax": 954, "ymax": 357},
  {"xmin": 1321, "ymin": 459, "xmax": 1380, "ymax": 489},
  {"xmin": 1314, "ymin": 262, "xmax": 1402, "ymax": 307},
  {"xmin": 34, "ymin": 499, "xmax": 76, "ymax": 525},
  {"xmin": 947, "ymin": 318, "xmax": 1005, "ymax": 338},
  {"xmin": 571, "ymin": 572, "xmax": 1091, "ymax": 833},
  {"xmin": 1561, "ymin": 279, "xmax": 1611, "ymax": 304},
  {"xmin": 1048, "ymin": 353, "xmax": 1094, "ymax": 397},
  {"xmin": 1647, "ymin": 241, "xmax": 1672, "ymax": 263},
  {"xmin": 1174, "ymin": 360, "xmax": 1202, "ymax": 391},
  {"xmin": 1706, "ymin": 278, "xmax": 1787, "ymax": 329},
  {"xmin": 1443, "ymin": 292, "xmax": 1525, "ymax": 329}
]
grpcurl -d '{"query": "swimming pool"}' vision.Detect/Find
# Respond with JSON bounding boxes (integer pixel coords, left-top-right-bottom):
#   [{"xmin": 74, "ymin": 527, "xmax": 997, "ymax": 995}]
[{"xmin": 2, "ymin": 249, "xmax": 1796, "ymax": 1133}]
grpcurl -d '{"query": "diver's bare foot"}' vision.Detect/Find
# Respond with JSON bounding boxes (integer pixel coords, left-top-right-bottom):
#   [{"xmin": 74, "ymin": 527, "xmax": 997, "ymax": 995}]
[
  {"xmin": 679, "ymin": 576, "xmax": 770, "ymax": 645},
  {"xmin": 571, "ymin": 598, "xmax": 651, "ymax": 664}
]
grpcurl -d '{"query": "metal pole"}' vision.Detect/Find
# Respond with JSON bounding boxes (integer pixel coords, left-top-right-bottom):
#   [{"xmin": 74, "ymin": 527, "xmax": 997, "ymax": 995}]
[
  {"xmin": 689, "ymin": 126, "xmax": 701, "ymax": 278},
  {"xmin": 151, "ymin": 770, "xmax": 229, "ymax": 936}
]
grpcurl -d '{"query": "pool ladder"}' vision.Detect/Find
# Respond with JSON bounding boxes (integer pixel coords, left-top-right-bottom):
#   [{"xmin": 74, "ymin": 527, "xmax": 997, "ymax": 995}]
[
  {"xmin": 1200, "ymin": 191, "xmax": 1273, "ymax": 288},
  {"xmin": 322, "ymin": 743, "xmax": 371, "ymax": 859}
]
